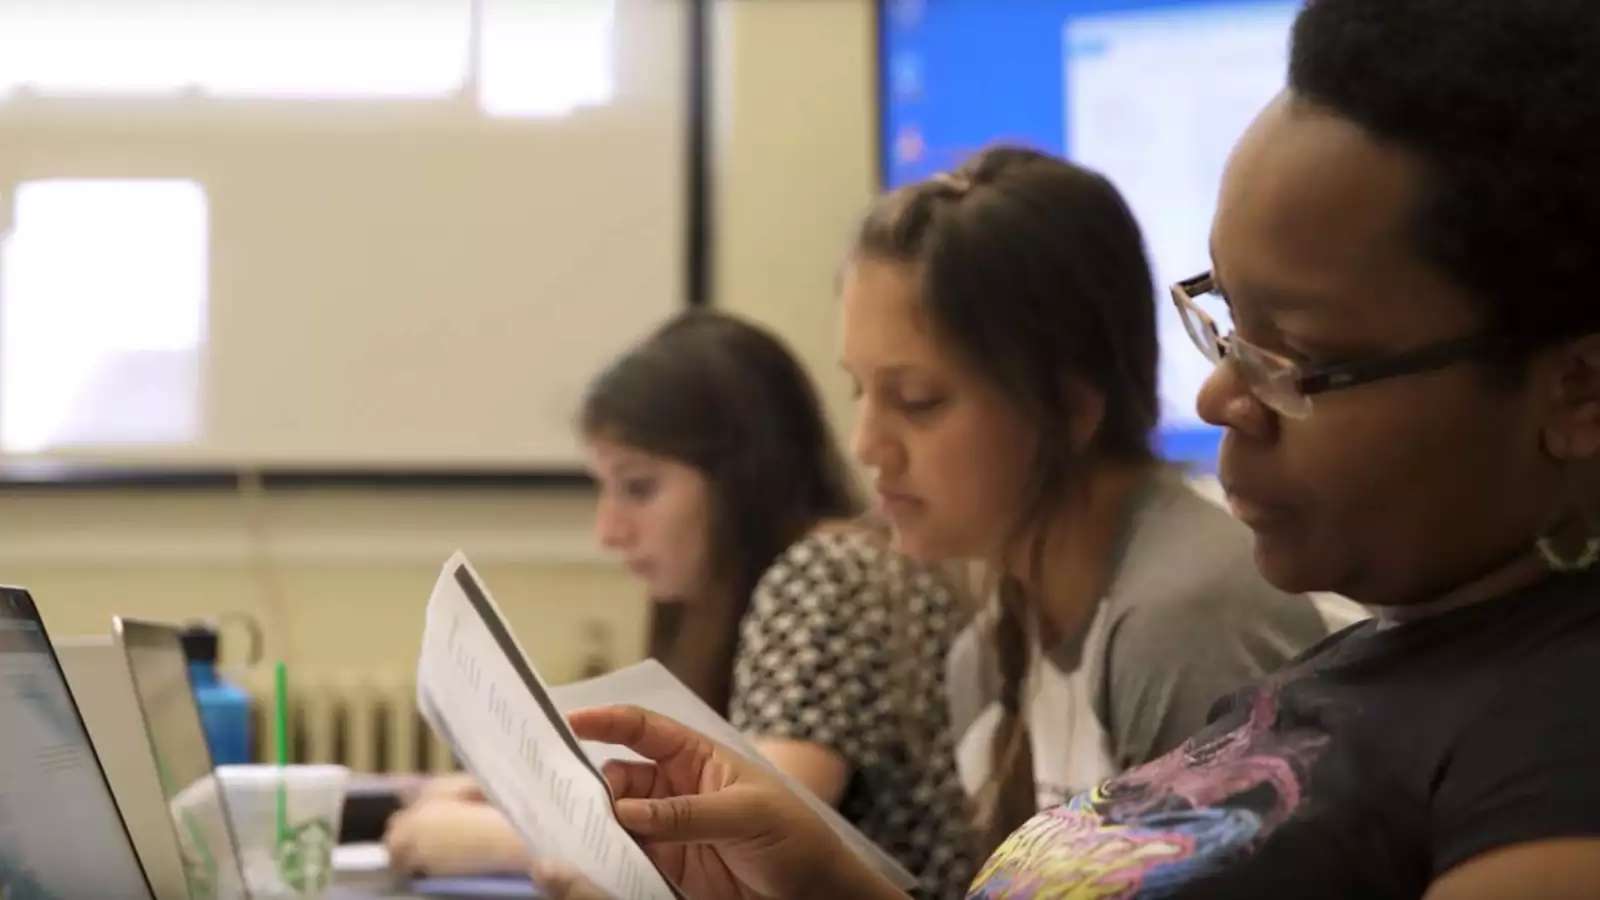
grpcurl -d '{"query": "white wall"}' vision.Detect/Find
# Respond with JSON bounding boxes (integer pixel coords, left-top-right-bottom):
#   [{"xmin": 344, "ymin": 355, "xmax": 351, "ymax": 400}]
[
  {"xmin": 1, "ymin": 486, "xmax": 646, "ymax": 685},
  {"xmin": 711, "ymin": 0, "xmax": 877, "ymax": 446}
]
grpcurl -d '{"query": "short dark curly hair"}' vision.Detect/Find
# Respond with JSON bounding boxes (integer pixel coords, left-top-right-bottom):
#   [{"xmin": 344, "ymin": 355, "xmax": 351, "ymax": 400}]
[{"xmin": 1289, "ymin": 0, "xmax": 1600, "ymax": 352}]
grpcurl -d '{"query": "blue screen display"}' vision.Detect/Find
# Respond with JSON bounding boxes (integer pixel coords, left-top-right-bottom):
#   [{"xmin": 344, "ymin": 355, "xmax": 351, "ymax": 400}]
[{"xmin": 879, "ymin": 0, "xmax": 1300, "ymax": 469}]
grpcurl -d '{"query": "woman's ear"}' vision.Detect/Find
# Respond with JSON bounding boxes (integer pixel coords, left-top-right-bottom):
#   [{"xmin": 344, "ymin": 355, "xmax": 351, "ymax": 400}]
[
  {"xmin": 1061, "ymin": 375, "xmax": 1108, "ymax": 454},
  {"xmin": 1540, "ymin": 334, "xmax": 1600, "ymax": 461}
]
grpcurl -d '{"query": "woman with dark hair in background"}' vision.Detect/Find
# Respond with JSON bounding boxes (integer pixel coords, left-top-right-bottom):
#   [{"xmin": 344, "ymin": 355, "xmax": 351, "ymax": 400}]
[
  {"xmin": 845, "ymin": 146, "xmax": 1329, "ymax": 854},
  {"xmin": 553, "ymin": 1, "xmax": 1600, "ymax": 897},
  {"xmin": 387, "ymin": 310, "xmax": 981, "ymax": 898},
  {"xmin": 581, "ymin": 309, "xmax": 864, "ymax": 719}
]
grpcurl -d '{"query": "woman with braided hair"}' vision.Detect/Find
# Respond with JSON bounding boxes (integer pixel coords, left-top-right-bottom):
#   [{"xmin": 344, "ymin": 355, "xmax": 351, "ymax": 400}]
[{"xmin": 840, "ymin": 146, "xmax": 1329, "ymax": 857}]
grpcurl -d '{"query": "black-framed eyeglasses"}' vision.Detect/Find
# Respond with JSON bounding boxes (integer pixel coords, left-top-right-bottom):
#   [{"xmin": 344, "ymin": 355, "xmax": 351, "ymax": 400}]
[{"xmin": 1171, "ymin": 271, "xmax": 1499, "ymax": 419}]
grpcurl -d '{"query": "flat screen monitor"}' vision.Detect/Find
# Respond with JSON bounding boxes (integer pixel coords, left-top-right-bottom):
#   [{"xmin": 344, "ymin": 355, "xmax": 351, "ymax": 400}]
[{"xmin": 879, "ymin": 0, "xmax": 1300, "ymax": 468}]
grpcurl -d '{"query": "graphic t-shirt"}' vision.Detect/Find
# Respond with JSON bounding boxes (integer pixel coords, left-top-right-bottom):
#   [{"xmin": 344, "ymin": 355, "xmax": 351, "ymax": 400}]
[{"xmin": 968, "ymin": 568, "xmax": 1600, "ymax": 899}]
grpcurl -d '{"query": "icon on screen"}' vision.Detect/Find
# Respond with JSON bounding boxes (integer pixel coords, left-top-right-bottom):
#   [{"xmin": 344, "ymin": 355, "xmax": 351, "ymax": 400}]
[
  {"xmin": 890, "ymin": 53, "xmax": 923, "ymax": 101},
  {"xmin": 888, "ymin": 0, "xmax": 926, "ymax": 29},
  {"xmin": 893, "ymin": 125, "xmax": 926, "ymax": 166}
]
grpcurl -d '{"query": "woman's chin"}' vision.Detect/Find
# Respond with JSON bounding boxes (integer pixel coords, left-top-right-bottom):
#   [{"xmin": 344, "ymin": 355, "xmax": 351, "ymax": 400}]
[
  {"xmin": 1249, "ymin": 531, "xmax": 1337, "ymax": 596},
  {"xmin": 887, "ymin": 527, "xmax": 963, "ymax": 566},
  {"xmin": 887, "ymin": 532, "xmax": 924, "ymax": 562}
]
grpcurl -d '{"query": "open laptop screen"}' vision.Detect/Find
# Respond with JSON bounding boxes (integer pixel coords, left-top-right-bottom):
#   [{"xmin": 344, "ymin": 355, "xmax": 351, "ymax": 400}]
[
  {"xmin": 118, "ymin": 618, "xmax": 249, "ymax": 900},
  {"xmin": 0, "ymin": 587, "xmax": 154, "ymax": 900}
]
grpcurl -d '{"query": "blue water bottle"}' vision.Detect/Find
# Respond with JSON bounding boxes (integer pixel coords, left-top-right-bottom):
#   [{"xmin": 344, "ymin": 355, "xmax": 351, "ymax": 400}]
[{"xmin": 181, "ymin": 622, "xmax": 255, "ymax": 765}]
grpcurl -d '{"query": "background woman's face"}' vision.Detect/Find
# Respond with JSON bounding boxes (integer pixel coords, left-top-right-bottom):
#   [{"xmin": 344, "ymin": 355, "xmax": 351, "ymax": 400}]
[
  {"xmin": 585, "ymin": 436, "xmax": 715, "ymax": 602},
  {"xmin": 840, "ymin": 257, "xmax": 1037, "ymax": 563},
  {"xmin": 1198, "ymin": 92, "xmax": 1559, "ymax": 605}
]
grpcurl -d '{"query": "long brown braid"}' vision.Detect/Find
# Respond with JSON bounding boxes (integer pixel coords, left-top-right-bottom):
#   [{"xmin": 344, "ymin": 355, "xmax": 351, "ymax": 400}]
[{"xmin": 851, "ymin": 147, "xmax": 1161, "ymax": 854}]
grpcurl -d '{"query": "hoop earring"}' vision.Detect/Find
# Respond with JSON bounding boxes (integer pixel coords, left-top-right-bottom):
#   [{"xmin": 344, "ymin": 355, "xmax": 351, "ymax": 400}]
[
  {"xmin": 1536, "ymin": 534, "xmax": 1600, "ymax": 572},
  {"xmin": 1536, "ymin": 479, "xmax": 1600, "ymax": 573}
]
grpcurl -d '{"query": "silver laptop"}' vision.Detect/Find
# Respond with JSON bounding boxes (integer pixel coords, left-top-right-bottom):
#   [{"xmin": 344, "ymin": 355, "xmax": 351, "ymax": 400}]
[
  {"xmin": 114, "ymin": 617, "xmax": 252, "ymax": 900},
  {"xmin": 57, "ymin": 634, "xmax": 196, "ymax": 900},
  {"xmin": 0, "ymin": 586, "xmax": 156, "ymax": 900}
]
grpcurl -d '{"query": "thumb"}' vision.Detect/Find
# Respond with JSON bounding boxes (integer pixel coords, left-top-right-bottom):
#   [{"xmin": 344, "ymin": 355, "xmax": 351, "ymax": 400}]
[{"xmin": 614, "ymin": 789, "xmax": 769, "ymax": 844}]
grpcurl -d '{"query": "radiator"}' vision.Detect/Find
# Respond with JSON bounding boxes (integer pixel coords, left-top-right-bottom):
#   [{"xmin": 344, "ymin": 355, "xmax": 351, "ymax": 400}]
[{"xmin": 240, "ymin": 668, "xmax": 458, "ymax": 774}]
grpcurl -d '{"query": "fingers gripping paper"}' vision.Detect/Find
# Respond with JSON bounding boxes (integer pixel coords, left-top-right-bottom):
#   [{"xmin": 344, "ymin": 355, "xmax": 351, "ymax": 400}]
[
  {"xmin": 416, "ymin": 552, "xmax": 681, "ymax": 900},
  {"xmin": 550, "ymin": 660, "xmax": 917, "ymax": 890}
]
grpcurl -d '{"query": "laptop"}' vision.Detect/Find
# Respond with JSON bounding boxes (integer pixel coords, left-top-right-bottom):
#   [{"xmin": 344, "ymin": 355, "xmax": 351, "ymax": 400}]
[
  {"xmin": 114, "ymin": 617, "xmax": 251, "ymax": 900},
  {"xmin": 56, "ymin": 634, "xmax": 196, "ymax": 900},
  {"xmin": 0, "ymin": 586, "xmax": 156, "ymax": 900}
]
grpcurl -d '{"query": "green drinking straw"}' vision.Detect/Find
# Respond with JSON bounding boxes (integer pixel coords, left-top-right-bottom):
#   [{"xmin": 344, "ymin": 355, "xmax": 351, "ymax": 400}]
[
  {"xmin": 273, "ymin": 661, "xmax": 290, "ymax": 849},
  {"xmin": 271, "ymin": 660, "xmax": 327, "ymax": 893}
]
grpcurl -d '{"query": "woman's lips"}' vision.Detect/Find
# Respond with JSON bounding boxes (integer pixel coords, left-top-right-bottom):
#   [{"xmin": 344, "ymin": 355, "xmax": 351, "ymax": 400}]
[
  {"xmin": 875, "ymin": 487, "xmax": 924, "ymax": 516},
  {"xmin": 1222, "ymin": 485, "xmax": 1289, "ymax": 529}
]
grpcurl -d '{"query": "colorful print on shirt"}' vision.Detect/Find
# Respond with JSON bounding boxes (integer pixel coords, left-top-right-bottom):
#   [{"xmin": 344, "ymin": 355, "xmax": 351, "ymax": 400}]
[{"xmin": 968, "ymin": 685, "xmax": 1329, "ymax": 899}]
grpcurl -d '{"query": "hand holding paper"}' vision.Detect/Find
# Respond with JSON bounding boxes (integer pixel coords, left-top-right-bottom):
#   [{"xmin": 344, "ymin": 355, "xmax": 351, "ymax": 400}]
[
  {"xmin": 549, "ymin": 660, "xmax": 915, "ymax": 889},
  {"xmin": 567, "ymin": 705, "xmax": 905, "ymax": 900},
  {"xmin": 415, "ymin": 553, "xmax": 915, "ymax": 900},
  {"xmin": 415, "ymin": 553, "xmax": 680, "ymax": 900}
]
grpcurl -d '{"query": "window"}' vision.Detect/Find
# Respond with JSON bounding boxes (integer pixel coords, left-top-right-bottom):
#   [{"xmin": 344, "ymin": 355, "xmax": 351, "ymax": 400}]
[
  {"xmin": 479, "ymin": 0, "xmax": 614, "ymax": 117},
  {"xmin": 0, "ymin": 180, "xmax": 207, "ymax": 453},
  {"xmin": 0, "ymin": 1, "xmax": 616, "ymax": 116}
]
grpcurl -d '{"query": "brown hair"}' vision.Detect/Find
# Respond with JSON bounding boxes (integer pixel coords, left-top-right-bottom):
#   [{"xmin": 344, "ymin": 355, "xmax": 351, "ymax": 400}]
[
  {"xmin": 852, "ymin": 147, "xmax": 1160, "ymax": 850},
  {"xmin": 579, "ymin": 310, "xmax": 863, "ymax": 714}
]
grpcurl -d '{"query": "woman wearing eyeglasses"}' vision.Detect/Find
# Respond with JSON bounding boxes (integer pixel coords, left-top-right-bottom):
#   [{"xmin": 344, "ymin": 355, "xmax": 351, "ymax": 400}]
[{"xmin": 543, "ymin": 1, "xmax": 1600, "ymax": 898}]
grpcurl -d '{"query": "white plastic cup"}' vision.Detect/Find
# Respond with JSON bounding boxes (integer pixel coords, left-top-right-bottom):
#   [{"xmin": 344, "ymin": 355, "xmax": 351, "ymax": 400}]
[
  {"xmin": 215, "ymin": 764, "xmax": 349, "ymax": 900},
  {"xmin": 170, "ymin": 773, "xmax": 250, "ymax": 900}
]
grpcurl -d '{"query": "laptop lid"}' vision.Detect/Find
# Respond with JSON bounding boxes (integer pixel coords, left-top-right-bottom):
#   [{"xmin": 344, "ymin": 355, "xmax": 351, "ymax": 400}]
[
  {"xmin": 0, "ymin": 586, "xmax": 156, "ymax": 900},
  {"xmin": 113, "ymin": 617, "xmax": 251, "ymax": 900},
  {"xmin": 57, "ymin": 635, "xmax": 196, "ymax": 900}
]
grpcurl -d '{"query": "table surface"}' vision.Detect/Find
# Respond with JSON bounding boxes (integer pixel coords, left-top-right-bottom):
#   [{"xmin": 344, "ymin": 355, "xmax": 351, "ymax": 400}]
[{"xmin": 330, "ymin": 872, "xmax": 543, "ymax": 899}]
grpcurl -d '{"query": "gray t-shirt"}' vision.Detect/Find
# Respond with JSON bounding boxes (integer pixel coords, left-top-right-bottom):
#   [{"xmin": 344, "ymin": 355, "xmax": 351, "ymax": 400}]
[{"xmin": 947, "ymin": 467, "xmax": 1331, "ymax": 809}]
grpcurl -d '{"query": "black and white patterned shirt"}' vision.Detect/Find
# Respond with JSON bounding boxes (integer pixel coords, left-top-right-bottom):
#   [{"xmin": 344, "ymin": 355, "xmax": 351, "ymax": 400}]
[{"xmin": 730, "ymin": 530, "xmax": 980, "ymax": 899}]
